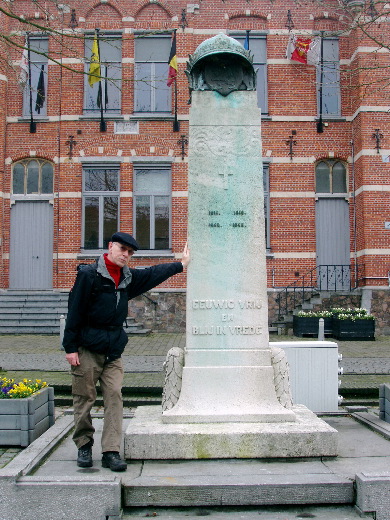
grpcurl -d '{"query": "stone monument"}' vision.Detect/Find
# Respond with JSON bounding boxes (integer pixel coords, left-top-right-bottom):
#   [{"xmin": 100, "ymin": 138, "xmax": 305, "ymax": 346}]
[{"xmin": 125, "ymin": 34, "xmax": 337, "ymax": 459}]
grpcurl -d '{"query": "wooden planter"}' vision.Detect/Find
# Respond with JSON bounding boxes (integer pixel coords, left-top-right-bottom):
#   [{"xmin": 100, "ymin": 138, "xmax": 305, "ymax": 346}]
[
  {"xmin": 293, "ymin": 316, "xmax": 333, "ymax": 337},
  {"xmin": 332, "ymin": 318, "xmax": 375, "ymax": 340},
  {"xmin": 0, "ymin": 386, "xmax": 55, "ymax": 447}
]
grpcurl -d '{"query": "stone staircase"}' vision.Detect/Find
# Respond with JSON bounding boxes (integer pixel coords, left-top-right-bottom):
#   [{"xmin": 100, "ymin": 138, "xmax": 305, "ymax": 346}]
[
  {"xmin": 0, "ymin": 290, "xmax": 151, "ymax": 335},
  {"xmin": 271, "ymin": 292, "xmax": 324, "ymax": 335}
]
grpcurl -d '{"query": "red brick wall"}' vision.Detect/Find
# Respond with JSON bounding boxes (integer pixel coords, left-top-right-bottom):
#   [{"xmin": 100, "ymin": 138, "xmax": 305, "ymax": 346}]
[{"xmin": 0, "ymin": 0, "xmax": 389, "ymax": 294}]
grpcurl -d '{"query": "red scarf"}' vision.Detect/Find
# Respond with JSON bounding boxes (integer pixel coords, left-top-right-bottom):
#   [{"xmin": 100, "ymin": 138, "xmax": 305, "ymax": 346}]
[{"xmin": 104, "ymin": 254, "xmax": 121, "ymax": 288}]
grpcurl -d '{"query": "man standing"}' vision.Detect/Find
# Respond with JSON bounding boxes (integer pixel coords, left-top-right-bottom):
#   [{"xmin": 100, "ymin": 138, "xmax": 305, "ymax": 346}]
[{"xmin": 63, "ymin": 232, "xmax": 190, "ymax": 471}]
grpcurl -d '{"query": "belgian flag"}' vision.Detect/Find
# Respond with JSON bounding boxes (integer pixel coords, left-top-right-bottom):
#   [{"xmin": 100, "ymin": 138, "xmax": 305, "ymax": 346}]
[
  {"xmin": 88, "ymin": 31, "xmax": 101, "ymax": 86},
  {"xmin": 167, "ymin": 31, "xmax": 178, "ymax": 86}
]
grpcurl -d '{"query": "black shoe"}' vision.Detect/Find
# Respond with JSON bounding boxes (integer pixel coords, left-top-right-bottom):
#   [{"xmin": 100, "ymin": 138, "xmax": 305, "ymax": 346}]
[
  {"xmin": 77, "ymin": 441, "xmax": 93, "ymax": 468},
  {"xmin": 102, "ymin": 451, "xmax": 127, "ymax": 472}
]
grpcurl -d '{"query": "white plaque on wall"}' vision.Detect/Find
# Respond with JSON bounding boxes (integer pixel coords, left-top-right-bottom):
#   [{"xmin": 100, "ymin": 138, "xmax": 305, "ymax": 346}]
[{"xmin": 115, "ymin": 121, "xmax": 139, "ymax": 134}]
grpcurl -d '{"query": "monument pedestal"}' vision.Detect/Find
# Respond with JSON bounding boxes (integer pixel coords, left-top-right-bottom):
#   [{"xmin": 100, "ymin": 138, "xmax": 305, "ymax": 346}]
[
  {"xmin": 124, "ymin": 405, "xmax": 338, "ymax": 460},
  {"xmin": 162, "ymin": 362, "xmax": 296, "ymax": 423}
]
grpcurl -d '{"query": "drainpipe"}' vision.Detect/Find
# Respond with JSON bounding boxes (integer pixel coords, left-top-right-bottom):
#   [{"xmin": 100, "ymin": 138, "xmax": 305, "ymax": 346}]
[{"xmin": 351, "ymin": 139, "xmax": 358, "ymax": 287}]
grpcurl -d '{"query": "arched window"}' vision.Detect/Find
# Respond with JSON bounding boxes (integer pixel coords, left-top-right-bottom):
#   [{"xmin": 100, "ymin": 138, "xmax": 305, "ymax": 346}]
[
  {"xmin": 315, "ymin": 160, "xmax": 347, "ymax": 194},
  {"xmin": 12, "ymin": 159, "xmax": 54, "ymax": 195}
]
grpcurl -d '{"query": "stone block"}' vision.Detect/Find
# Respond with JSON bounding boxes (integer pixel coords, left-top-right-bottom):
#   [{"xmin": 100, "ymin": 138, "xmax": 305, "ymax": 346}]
[
  {"xmin": 125, "ymin": 405, "xmax": 338, "ymax": 460},
  {"xmin": 0, "ymin": 476, "xmax": 121, "ymax": 520},
  {"xmin": 356, "ymin": 472, "xmax": 390, "ymax": 520},
  {"xmin": 123, "ymin": 470, "xmax": 353, "ymax": 508},
  {"xmin": 379, "ymin": 384, "xmax": 390, "ymax": 423}
]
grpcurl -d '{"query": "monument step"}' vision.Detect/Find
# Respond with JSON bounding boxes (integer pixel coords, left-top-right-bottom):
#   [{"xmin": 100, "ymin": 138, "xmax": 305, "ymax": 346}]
[
  {"xmin": 122, "ymin": 460, "xmax": 354, "ymax": 508},
  {"xmin": 54, "ymin": 394, "xmax": 161, "ymax": 407},
  {"xmin": 122, "ymin": 505, "xmax": 365, "ymax": 519}
]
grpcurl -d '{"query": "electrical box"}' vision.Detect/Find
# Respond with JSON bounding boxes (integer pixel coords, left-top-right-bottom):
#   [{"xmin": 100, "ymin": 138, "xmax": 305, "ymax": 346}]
[{"xmin": 272, "ymin": 341, "xmax": 341, "ymax": 413}]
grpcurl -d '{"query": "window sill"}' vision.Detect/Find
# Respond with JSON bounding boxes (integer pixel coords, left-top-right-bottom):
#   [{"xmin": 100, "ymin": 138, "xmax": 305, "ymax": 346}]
[
  {"xmin": 315, "ymin": 193, "xmax": 349, "ymax": 199},
  {"xmin": 11, "ymin": 194, "xmax": 54, "ymax": 202},
  {"xmin": 18, "ymin": 116, "xmax": 49, "ymax": 122},
  {"xmin": 80, "ymin": 114, "xmax": 124, "ymax": 121},
  {"xmin": 78, "ymin": 250, "xmax": 175, "ymax": 260},
  {"xmin": 316, "ymin": 116, "xmax": 346, "ymax": 122},
  {"xmin": 131, "ymin": 113, "xmax": 174, "ymax": 121}
]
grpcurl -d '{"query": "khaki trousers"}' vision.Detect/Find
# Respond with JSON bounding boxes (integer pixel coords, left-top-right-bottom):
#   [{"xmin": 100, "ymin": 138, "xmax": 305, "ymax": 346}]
[{"xmin": 71, "ymin": 347, "xmax": 124, "ymax": 453}]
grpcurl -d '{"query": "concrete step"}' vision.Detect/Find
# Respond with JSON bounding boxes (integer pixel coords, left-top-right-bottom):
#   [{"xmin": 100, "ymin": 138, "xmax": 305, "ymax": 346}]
[
  {"xmin": 0, "ymin": 319, "xmax": 65, "ymax": 326},
  {"xmin": 122, "ymin": 505, "xmax": 365, "ymax": 519},
  {"xmin": 54, "ymin": 394, "xmax": 161, "ymax": 407},
  {"xmin": 0, "ymin": 289, "xmax": 150, "ymax": 334},
  {"xmin": 0, "ymin": 308, "xmax": 65, "ymax": 323},
  {"xmin": 122, "ymin": 460, "xmax": 354, "ymax": 507},
  {"xmin": 0, "ymin": 326, "xmax": 60, "ymax": 334},
  {"xmin": 0, "ymin": 304, "xmax": 68, "ymax": 311},
  {"xmin": 0, "ymin": 294, "xmax": 68, "ymax": 302}
]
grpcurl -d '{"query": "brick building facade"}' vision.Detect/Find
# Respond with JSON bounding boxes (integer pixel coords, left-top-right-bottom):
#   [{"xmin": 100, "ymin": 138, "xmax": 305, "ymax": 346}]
[{"xmin": 0, "ymin": 0, "xmax": 389, "ymax": 331}]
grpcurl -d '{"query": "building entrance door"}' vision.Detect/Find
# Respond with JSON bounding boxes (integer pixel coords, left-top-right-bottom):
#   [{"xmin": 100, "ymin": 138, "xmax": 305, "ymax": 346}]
[
  {"xmin": 315, "ymin": 198, "xmax": 350, "ymax": 290},
  {"xmin": 9, "ymin": 201, "xmax": 53, "ymax": 290}
]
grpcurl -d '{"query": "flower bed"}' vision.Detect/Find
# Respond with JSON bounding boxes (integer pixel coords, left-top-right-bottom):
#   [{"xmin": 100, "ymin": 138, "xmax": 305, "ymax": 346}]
[
  {"xmin": 0, "ymin": 378, "xmax": 54, "ymax": 446},
  {"xmin": 293, "ymin": 308, "xmax": 375, "ymax": 340},
  {"xmin": 293, "ymin": 311, "xmax": 333, "ymax": 337}
]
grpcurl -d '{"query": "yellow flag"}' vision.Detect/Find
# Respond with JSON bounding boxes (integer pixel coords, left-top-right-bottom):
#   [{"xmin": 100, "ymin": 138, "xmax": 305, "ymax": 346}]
[{"xmin": 88, "ymin": 33, "xmax": 101, "ymax": 86}]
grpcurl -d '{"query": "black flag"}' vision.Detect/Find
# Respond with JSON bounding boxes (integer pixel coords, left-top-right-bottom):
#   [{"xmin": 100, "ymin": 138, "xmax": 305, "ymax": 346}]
[{"xmin": 35, "ymin": 65, "xmax": 45, "ymax": 114}]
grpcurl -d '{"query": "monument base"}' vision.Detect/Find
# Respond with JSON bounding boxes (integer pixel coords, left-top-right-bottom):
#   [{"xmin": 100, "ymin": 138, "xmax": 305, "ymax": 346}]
[{"xmin": 124, "ymin": 405, "xmax": 338, "ymax": 460}]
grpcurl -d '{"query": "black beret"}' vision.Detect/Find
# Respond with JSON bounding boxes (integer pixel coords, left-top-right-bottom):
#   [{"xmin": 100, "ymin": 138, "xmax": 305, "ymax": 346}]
[{"xmin": 111, "ymin": 232, "xmax": 139, "ymax": 251}]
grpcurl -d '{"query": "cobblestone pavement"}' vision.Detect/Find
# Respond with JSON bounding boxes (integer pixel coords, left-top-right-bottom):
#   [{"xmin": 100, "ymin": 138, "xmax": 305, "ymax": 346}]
[
  {"xmin": 0, "ymin": 447, "xmax": 21, "ymax": 468},
  {"xmin": 0, "ymin": 333, "xmax": 389, "ymax": 372},
  {"xmin": 1, "ymin": 333, "xmax": 389, "ymax": 389}
]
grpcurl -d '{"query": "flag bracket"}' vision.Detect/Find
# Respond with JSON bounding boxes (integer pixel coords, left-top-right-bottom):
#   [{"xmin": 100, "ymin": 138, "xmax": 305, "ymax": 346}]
[
  {"xmin": 372, "ymin": 128, "xmax": 384, "ymax": 154},
  {"xmin": 65, "ymin": 135, "xmax": 77, "ymax": 159},
  {"xmin": 285, "ymin": 10, "xmax": 294, "ymax": 31},
  {"xmin": 285, "ymin": 133, "xmax": 297, "ymax": 160},
  {"xmin": 178, "ymin": 135, "xmax": 188, "ymax": 160}
]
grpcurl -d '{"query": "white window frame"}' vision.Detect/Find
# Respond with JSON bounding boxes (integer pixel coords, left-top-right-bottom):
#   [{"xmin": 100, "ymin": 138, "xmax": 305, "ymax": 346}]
[
  {"xmin": 317, "ymin": 37, "xmax": 341, "ymax": 118},
  {"xmin": 230, "ymin": 32, "xmax": 268, "ymax": 114},
  {"xmin": 11, "ymin": 159, "xmax": 54, "ymax": 198},
  {"xmin": 134, "ymin": 34, "xmax": 171, "ymax": 114},
  {"xmin": 84, "ymin": 33, "xmax": 122, "ymax": 114},
  {"xmin": 23, "ymin": 36, "xmax": 48, "ymax": 118},
  {"xmin": 82, "ymin": 165, "xmax": 120, "ymax": 250},
  {"xmin": 133, "ymin": 165, "xmax": 172, "ymax": 251}
]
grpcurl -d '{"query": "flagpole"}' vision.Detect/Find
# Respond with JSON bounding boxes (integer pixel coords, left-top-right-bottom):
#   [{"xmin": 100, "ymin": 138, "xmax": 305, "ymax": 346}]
[
  {"xmin": 27, "ymin": 37, "xmax": 36, "ymax": 134},
  {"xmin": 96, "ymin": 28, "xmax": 106, "ymax": 132},
  {"xmin": 173, "ymin": 79, "xmax": 180, "ymax": 132},
  {"xmin": 244, "ymin": 30, "xmax": 250, "ymax": 50},
  {"xmin": 317, "ymin": 32, "xmax": 324, "ymax": 134}
]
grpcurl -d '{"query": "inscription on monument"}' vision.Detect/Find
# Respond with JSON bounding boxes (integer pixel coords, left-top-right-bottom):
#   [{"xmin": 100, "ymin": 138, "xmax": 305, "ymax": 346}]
[
  {"xmin": 208, "ymin": 209, "xmax": 248, "ymax": 229},
  {"xmin": 191, "ymin": 298, "xmax": 263, "ymax": 336}
]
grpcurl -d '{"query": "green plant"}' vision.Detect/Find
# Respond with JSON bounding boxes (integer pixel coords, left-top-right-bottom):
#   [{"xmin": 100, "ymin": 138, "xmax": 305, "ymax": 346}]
[
  {"xmin": 0, "ymin": 377, "xmax": 48, "ymax": 399},
  {"xmin": 296, "ymin": 310, "xmax": 333, "ymax": 318},
  {"xmin": 331, "ymin": 307, "xmax": 375, "ymax": 321}
]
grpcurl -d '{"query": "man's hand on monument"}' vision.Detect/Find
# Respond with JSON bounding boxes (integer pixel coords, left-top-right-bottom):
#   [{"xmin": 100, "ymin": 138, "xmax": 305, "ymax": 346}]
[
  {"xmin": 66, "ymin": 352, "xmax": 80, "ymax": 366},
  {"xmin": 181, "ymin": 242, "xmax": 190, "ymax": 268}
]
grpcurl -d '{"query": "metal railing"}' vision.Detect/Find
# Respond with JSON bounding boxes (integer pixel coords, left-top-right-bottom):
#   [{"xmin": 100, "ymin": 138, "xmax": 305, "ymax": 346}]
[{"xmin": 277, "ymin": 264, "xmax": 362, "ymax": 318}]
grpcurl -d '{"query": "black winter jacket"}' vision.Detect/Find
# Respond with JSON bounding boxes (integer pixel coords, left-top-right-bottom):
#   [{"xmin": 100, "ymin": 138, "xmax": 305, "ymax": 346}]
[{"xmin": 63, "ymin": 255, "xmax": 183, "ymax": 362}]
